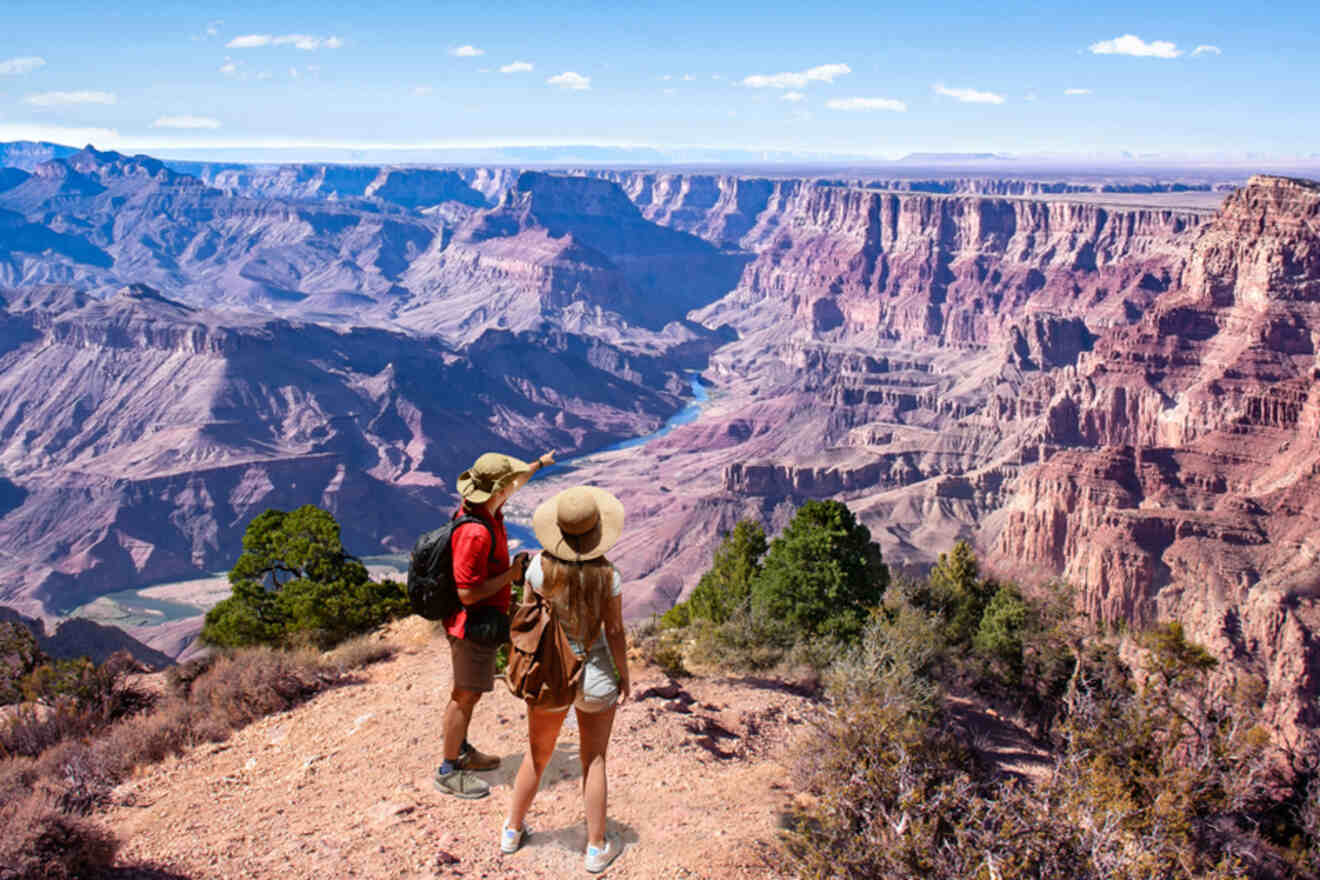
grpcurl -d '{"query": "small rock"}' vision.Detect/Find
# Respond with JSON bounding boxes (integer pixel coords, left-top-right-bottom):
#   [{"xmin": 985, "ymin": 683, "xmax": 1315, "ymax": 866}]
[{"xmin": 435, "ymin": 849, "xmax": 460, "ymax": 866}]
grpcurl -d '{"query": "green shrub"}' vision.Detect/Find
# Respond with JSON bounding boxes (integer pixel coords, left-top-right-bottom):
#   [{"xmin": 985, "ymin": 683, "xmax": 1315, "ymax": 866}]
[
  {"xmin": 972, "ymin": 584, "xmax": 1033, "ymax": 684},
  {"xmin": 749, "ymin": 500, "xmax": 888, "ymax": 643},
  {"xmin": 662, "ymin": 520, "xmax": 767, "ymax": 629},
  {"xmin": 202, "ymin": 505, "xmax": 409, "ymax": 649},
  {"xmin": 917, "ymin": 540, "xmax": 998, "ymax": 646},
  {"xmin": 0, "ymin": 622, "xmax": 44, "ymax": 706}
]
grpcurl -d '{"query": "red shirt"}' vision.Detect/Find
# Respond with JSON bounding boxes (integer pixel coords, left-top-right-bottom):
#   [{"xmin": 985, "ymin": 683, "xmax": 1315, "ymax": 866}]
[{"xmin": 445, "ymin": 504, "xmax": 512, "ymax": 639}]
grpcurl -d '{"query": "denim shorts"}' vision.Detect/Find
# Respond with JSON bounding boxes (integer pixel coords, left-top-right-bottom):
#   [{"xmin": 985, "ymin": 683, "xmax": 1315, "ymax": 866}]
[{"xmin": 548, "ymin": 632, "xmax": 619, "ymax": 714}]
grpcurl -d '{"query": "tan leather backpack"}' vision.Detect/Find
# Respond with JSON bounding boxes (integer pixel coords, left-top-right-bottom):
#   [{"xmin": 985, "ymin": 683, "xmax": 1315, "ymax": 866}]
[{"xmin": 505, "ymin": 588, "xmax": 601, "ymax": 709}]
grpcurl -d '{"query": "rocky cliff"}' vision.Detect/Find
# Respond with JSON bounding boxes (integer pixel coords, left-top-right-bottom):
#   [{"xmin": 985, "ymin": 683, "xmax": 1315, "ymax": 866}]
[
  {"xmin": 399, "ymin": 171, "xmax": 748, "ymax": 340},
  {"xmin": 991, "ymin": 176, "xmax": 1320, "ymax": 746},
  {"xmin": 697, "ymin": 184, "xmax": 1205, "ymax": 347},
  {"xmin": 0, "ymin": 283, "xmax": 688, "ymax": 620}
]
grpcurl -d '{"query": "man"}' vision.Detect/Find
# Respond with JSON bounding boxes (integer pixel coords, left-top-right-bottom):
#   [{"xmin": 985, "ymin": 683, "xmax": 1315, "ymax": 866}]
[{"xmin": 435, "ymin": 449, "xmax": 555, "ymax": 799}]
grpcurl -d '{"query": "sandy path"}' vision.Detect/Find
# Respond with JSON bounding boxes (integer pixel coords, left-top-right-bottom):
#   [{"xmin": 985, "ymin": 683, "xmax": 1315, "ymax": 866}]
[{"xmin": 103, "ymin": 618, "xmax": 817, "ymax": 879}]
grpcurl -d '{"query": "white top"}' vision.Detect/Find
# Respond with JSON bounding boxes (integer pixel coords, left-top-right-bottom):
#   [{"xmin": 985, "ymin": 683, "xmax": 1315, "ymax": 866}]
[
  {"xmin": 524, "ymin": 553, "xmax": 621, "ymax": 650},
  {"xmin": 524, "ymin": 553, "xmax": 623, "ymax": 597}
]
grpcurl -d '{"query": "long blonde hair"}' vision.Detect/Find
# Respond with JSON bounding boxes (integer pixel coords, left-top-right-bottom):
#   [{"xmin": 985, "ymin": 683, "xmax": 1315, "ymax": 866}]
[{"xmin": 539, "ymin": 554, "xmax": 613, "ymax": 642}]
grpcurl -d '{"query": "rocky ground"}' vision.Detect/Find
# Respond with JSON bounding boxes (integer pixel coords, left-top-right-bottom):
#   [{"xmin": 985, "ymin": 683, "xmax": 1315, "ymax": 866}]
[{"xmin": 101, "ymin": 618, "xmax": 819, "ymax": 879}]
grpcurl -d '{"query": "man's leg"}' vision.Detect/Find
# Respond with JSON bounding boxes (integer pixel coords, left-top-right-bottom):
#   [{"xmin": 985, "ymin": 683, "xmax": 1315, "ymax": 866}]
[
  {"xmin": 435, "ymin": 686, "xmax": 490, "ymax": 798},
  {"xmin": 443, "ymin": 687, "xmax": 482, "ymax": 762}
]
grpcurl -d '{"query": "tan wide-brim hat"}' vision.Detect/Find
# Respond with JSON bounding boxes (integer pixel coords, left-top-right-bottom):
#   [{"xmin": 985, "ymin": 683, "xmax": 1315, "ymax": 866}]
[
  {"xmin": 532, "ymin": 485, "xmax": 625, "ymax": 562},
  {"xmin": 457, "ymin": 452, "xmax": 532, "ymax": 503}
]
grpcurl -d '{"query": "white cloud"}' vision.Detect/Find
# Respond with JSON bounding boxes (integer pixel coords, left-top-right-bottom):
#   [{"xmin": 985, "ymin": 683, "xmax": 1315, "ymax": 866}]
[
  {"xmin": 1064, "ymin": 88, "xmax": 1092, "ymax": 95},
  {"xmin": 826, "ymin": 96, "xmax": 907, "ymax": 112},
  {"xmin": 413, "ymin": 85, "xmax": 433, "ymax": 96},
  {"xmin": 220, "ymin": 59, "xmax": 238, "ymax": 75},
  {"xmin": 1089, "ymin": 34, "xmax": 1182, "ymax": 58},
  {"xmin": 547, "ymin": 71, "xmax": 590, "ymax": 90},
  {"xmin": 206, "ymin": 20, "xmax": 222, "ymax": 37},
  {"xmin": 1192, "ymin": 44, "xmax": 1222, "ymax": 56},
  {"xmin": 712, "ymin": 74, "xmax": 723, "ymax": 80},
  {"xmin": 782, "ymin": 91, "xmax": 806, "ymax": 102},
  {"xmin": 289, "ymin": 67, "xmax": 299, "ymax": 79},
  {"xmin": 0, "ymin": 56, "xmax": 46, "ymax": 75},
  {"xmin": 661, "ymin": 74, "xmax": 672, "ymax": 81},
  {"xmin": 450, "ymin": 45, "xmax": 484, "ymax": 57},
  {"xmin": 24, "ymin": 90, "xmax": 117, "ymax": 107},
  {"xmin": 152, "ymin": 115, "xmax": 221, "ymax": 129},
  {"xmin": 227, "ymin": 34, "xmax": 271, "ymax": 48},
  {"xmin": 682, "ymin": 73, "xmax": 695, "ymax": 81},
  {"xmin": 500, "ymin": 61, "xmax": 533, "ymax": 73},
  {"xmin": 741, "ymin": 63, "xmax": 851, "ymax": 89},
  {"xmin": 933, "ymin": 84, "xmax": 1005, "ymax": 104},
  {"xmin": 227, "ymin": 34, "xmax": 343, "ymax": 50}
]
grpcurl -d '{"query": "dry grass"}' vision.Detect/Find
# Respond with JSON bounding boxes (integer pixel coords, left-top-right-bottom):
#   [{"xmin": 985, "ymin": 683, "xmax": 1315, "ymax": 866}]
[
  {"xmin": 0, "ymin": 640, "xmax": 379, "ymax": 880},
  {"xmin": 322, "ymin": 631, "xmax": 398, "ymax": 672},
  {"xmin": 0, "ymin": 791, "xmax": 118, "ymax": 880}
]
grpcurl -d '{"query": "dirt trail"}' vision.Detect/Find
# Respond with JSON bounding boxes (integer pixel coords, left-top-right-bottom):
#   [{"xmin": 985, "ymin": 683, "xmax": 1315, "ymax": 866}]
[{"xmin": 102, "ymin": 618, "xmax": 817, "ymax": 879}]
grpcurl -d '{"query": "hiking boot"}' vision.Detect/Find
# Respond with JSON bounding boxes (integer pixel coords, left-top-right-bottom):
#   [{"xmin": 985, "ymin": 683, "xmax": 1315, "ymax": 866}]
[
  {"xmin": 458, "ymin": 741, "xmax": 501, "ymax": 772},
  {"xmin": 584, "ymin": 834, "xmax": 622, "ymax": 873},
  {"xmin": 500, "ymin": 821, "xmax": 530, "ymax": 854},
  {"xmin": 433, "ymin": 766, "xmax": 490, "ymax": 799}
]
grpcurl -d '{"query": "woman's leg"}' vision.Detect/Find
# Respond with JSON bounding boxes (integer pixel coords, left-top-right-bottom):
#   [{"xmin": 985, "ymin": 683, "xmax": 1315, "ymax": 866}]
[
  {"xmin": 576, "ymin": 704, "xmax": 617, "ymax": 847},
  {"xmin": 507, "ymin": 706, "xmax": 568, "ymax": 830}
]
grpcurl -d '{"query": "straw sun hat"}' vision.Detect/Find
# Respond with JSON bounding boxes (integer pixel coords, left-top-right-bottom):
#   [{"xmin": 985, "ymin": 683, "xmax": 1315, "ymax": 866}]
[
  {"xmin": 458, "ymin": 452, "xmax": 532, "ymax": 504},
  {"xmin": 532, "ymin": 486, "xmax": 625, "ymax": 562}
]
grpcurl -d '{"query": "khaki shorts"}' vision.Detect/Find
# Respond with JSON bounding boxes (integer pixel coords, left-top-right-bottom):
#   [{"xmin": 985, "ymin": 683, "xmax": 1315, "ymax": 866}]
[{"xmin": 448, "ymin": 634, "xmax": 499, "ymax": 693}]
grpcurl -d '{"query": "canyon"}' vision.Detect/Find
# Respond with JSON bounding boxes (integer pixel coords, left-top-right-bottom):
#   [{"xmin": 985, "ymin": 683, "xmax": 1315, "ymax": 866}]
[{"xmin": 0, "ymin": 144, "xmax": 1317, "ymax": 747}]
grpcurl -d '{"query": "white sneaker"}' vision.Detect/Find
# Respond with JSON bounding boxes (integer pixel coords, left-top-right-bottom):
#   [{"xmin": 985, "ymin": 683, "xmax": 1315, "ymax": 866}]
[
  {"xmin": 500, "ymin": 821, "xmax": 529, "ymax": 854},
  {"xmin": 584, "ymin": 834, "xmax": 621, "ymax": 873}
]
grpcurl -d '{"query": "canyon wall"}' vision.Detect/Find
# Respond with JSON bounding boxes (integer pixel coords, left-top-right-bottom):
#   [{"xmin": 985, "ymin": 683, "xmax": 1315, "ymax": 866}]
[
  {"xmin": 989, "ymin": 176, "xmax": 1320, "ymax": 744},
  {"xmin": 0, "ymin": 282, "xmax": 688, "ymax": 621}
]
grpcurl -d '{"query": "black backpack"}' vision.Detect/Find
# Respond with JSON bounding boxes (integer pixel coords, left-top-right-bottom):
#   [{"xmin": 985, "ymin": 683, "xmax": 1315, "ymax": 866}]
[{"xmin": 406, "ymin": 515, "xmax": 494, "ymax": 621}]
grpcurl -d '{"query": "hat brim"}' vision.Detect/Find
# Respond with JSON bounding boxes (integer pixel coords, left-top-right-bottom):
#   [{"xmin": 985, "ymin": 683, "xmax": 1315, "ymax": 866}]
[
  {"xmin": 532, "ymin": 486, "xmax": 624, "ymax": 562},
  {"xmin": 457, "ymin": 454, "xmax": 531, "ymax": 503}
]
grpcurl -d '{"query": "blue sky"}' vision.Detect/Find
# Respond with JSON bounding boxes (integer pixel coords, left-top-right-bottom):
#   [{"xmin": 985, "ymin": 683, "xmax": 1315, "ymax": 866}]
[{"xmin": 0, "ymin": 0, "xmax": 1316, "ymax": 159}]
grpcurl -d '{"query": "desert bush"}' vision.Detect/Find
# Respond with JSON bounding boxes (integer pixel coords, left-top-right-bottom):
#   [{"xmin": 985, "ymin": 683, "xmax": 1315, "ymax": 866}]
[
  {"xmin": 0, "ymin": 622, "xmax": 44, "ymax": 705},
  {"xmin": 659, "ymin": 503, "xmax": 889, "ymax": 673},
  {"xmin": 661, "ymin": 520, "xmax": 767, "ymax": 629},
  {"xmin": 910, "ymin": 540, "xmax": 998, "ymax": 647},
  {"xmin": 188, "ymin": 646, "xmax": 329, "ymax": 729},
  {"xmin": 631, "ymin": 617, "xmax": 689, "ymax": 677},
  {"xmin": 786, "ymin": 585, "xmax": 1313, "ymax": 879},
  {"xmin": 202, "ymin": 505, "xmax": 409, "ymax": 650},
  {"xmin": 323, "ymin": 632, "xmax": 397, "ymax": 671},
  {"xmin": 0, "ymin": 639, "xmax": 343, "ymax": 873},
  {"xmin": 751, "ymin": 500, "xmax": 888, "ymax": 643},
  {"xmin": 0, "ymin": 651, "xmax": 155, "ymax": 761},
  {"xmin": 0, "ymin": 791, "xmax": 117, "ymax": 880},
  {"xmin": 164, "ymin": 653, "xmax": 216, "ymax": 698}
]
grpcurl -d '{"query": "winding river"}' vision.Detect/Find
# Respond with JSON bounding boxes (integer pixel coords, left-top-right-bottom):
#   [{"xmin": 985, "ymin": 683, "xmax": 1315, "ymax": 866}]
[{"xmin": 70, "ymin": 374, "xmax": 710, "ymax": 629}]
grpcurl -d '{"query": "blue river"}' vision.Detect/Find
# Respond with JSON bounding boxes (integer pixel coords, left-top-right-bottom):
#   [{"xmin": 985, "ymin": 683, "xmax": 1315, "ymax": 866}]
[{"xmin": 76, "ymin": 373, "xmax": 709, "ymax": 624}]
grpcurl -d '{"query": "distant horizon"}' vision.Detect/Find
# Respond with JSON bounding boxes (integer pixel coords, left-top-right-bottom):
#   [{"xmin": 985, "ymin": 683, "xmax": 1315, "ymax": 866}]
[{"xmin": 8, "ymin": 138, "xmax": 1320, "ymax": 180}]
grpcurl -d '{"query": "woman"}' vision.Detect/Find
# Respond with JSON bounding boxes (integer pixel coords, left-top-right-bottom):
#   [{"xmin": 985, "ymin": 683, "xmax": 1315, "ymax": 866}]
[{"xmin": 502, "ymin": 485, "xmax": 630, "ymax": 873}]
